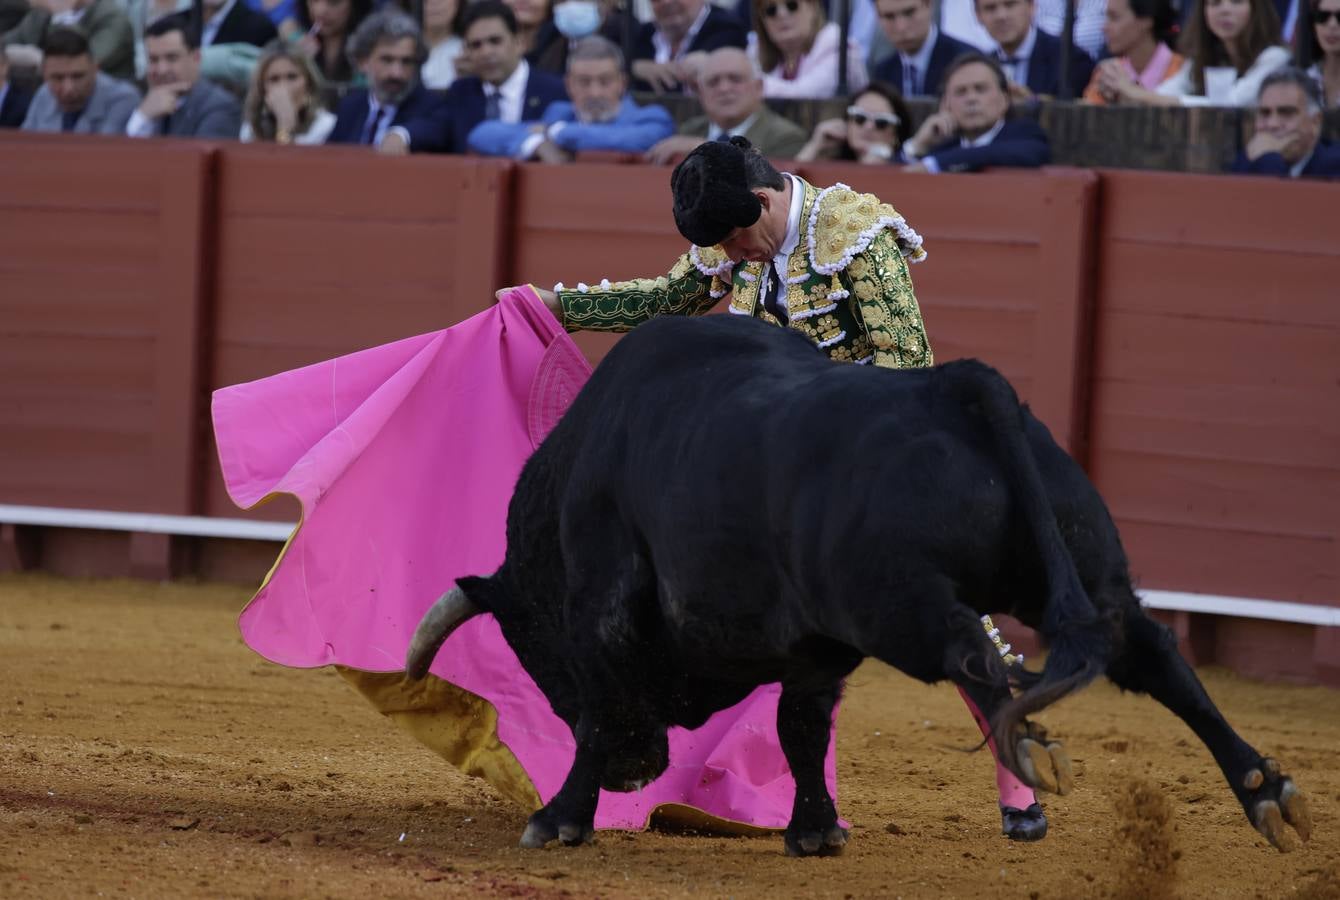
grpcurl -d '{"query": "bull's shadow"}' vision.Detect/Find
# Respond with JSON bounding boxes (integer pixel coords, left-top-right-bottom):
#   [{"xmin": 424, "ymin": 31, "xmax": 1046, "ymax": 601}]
[{"xmin": 407, "ymin": 314, "xmax": 1312, "ymax": 857}]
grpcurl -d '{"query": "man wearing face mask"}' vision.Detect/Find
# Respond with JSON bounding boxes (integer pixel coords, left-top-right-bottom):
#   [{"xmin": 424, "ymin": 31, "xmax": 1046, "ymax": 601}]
[
  {"xmin": 327, "ymin": 9, "xmax": 452, "ymax": 154},
  {"xmin": 528, "ymin": 0, "xmax": 631, "ymax": 74},
  {"xmin": 469, "ymin": 35, "xmax": 673, "ymax": 160}
]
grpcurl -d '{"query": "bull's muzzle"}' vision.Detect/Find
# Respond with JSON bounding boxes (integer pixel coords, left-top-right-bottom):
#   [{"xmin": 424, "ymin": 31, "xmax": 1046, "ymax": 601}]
[{"xmin": 404, "ymin": 585, "xmax": 480, "ymax": 680}]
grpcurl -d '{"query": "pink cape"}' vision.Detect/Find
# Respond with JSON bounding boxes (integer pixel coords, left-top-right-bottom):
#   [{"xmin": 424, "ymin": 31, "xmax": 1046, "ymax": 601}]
[{"xmin": 211, "ymin": 286, "xmax": 839, "ymax": 831}]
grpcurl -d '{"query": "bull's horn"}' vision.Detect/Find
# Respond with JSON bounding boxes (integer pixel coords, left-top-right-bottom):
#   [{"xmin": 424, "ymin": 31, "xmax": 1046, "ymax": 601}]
[{"xmin": 405, "ymin": 586, "xmax": 479, "ymax": 680}]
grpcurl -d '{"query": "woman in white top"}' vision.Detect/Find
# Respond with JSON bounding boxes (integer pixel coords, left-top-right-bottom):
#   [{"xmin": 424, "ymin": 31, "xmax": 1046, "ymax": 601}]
[
  {"xmin": 240, "ymin": 46, "xmax": 338, "ymax": 145},
  {"xmin": 749, "ymin": 0, "xmax": 868, "ymax": 98},
  {"xmin": 1297, "ymin": 0, "xmax": 1340, "ymax": 106},
  {"xmin": 420, "ymin": 0, "xmax": 467, "ymax": 89},
  {"xmin": 1108, "ymin": 0, "xmax": 1289, "ymax": 105}
]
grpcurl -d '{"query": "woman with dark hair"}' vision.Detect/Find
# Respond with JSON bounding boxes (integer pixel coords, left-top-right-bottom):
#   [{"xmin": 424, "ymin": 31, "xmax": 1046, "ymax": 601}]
[
  {"xmin": 295, "ymin": 0, "xmax": 373, "ymax": 84},
  {"xmin": 748, "ymin": 0, "xmax": 867, "ymax": 97},
  {"xmin": 796, "ymin": 81, "xmax": 913, "ymax": 162},
  {"xmin": 503, "ymin": 0, "xmax": 552, "ymax": 55},
  {"xmin": 241, "ymin": 44, "xmax": 336, "ymax": 143},
  {"xmin": 1296, "ymin": 0, "xmax": 1340, "ymax": 106},
  {"xmin": 1085, "ymin": 0, "xmax": 1186, "ymax": 102},
  {"xmin": 1105, "ymin": 0, "xmax": 1289, "ymax": 105}
]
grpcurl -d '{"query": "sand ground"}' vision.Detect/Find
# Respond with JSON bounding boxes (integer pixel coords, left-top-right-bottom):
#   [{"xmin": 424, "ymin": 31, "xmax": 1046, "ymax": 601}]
[{"xmin": 1, "ymin": 573, "xmax": 1338, "ymax": 899}]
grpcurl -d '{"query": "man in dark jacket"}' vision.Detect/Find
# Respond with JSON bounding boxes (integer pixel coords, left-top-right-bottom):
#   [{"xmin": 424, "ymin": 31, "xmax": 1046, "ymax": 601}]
[
  {"xmin": 1232, "ymin": 68, "xmax": 1340, "ymax": 180},
  {"xmin": 974, "ymin": 0, "xmax": 1093, "ymax": 99},
  {"xmin": 902, "ymin": 53, "xmax": 1050, "ymax": 172},
  {"xmin": 628, "ymin": 0, "xmax": 747, "ymax": 93},
  {"xmin": 872, "ymin": 0, "xmax": 976, "ymax": 97},
  {"xmin": 124, "ymin": 13, "xmax": 241, "ymax": 138}
]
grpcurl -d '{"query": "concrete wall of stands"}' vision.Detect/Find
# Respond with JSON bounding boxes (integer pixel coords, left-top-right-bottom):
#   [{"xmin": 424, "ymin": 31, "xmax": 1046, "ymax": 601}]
[{"xmin": 1, "ymin": 133, "xmax": 1336, "ymax": 686}]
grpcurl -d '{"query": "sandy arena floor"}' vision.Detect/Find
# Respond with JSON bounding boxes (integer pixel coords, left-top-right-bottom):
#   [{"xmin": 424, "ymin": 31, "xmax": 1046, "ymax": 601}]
[{"xmin": 1, "ymin": 573, "xmax": 1338, "ymax": 899}]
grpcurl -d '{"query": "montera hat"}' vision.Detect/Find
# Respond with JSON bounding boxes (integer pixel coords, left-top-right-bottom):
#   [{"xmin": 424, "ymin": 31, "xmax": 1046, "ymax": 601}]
[{"xmin": 670, "ymin": 136, "xmax": 763, "ymax": 248}]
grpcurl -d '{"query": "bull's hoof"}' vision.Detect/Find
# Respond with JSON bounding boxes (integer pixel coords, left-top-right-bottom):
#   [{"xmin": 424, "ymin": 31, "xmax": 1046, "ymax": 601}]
[
  {"xmin": 1001, "ymin": 803, "xmax": 1048, "ymax": 841},
  {"xmin": 1016, "ymin": 736, "xmax": 1074, "ymax": 796},
  {"xmin": 1242, "ymin": 758, "xmax": 1312, "ymax": 852},
  {"xmin": 783, "ymin": 824, "xmax": 848, "ymax": 857},
  {"xmin": 519, "ymin": 811, "xmax": 595, "ymax": 849}
]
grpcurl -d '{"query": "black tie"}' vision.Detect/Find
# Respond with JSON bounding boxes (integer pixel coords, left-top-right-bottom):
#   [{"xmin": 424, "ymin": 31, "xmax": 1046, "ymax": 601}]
[
  {"xmin": 484, "ymin": 89, "xmax": 501, "ymax": 120},
  {"xmin": 362, "ymin": 106, "xmax": 386, "ymax": 145},
  {"xmin": 762, "ymin": 266, "xmax": 786, "ymax": 322},
  {"xmin": 60, "ymin": 110, "xmax": 79, "ymax": 132},
  {"xmin": 904, "ymin": 62, "xmax": 918, "ymax": 97}
]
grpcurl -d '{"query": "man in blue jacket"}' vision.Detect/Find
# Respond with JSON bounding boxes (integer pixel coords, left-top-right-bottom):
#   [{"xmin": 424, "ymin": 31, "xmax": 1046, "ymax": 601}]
[
  {"xmin": 872, "ymin": 0, "xmax": 977, "ymax": 97},
  {"xmin": 974, "ymin": 0, "xmax": 1093, "ymax": 99},
  {"xmin": 902, "ymin": 53, "xmax": 1050, "ymax": 173},
  {"xmin": 469, "ymin": 35, "xmax": 673, "ymax": 160},
  {"xmin": 1232, "ymin": 68, "xmax": 1340, "ymax": 180}
]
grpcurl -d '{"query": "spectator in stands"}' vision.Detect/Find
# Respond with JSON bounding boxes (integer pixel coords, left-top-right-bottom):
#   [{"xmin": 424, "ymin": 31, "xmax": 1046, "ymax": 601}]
[
  {"xmin": 469, "ymin": 35, "xmax": 673, "ymax": 159},
  {"xmin": 328, "ymin": 9, "xmax": 451, "ymax": 153},
  {"xmin": 529, "ymin": 0, "xmax": 632, "ymax": 75},
  {"xmin": 504, "ymin": 0, "xmax": 550, "ymax": 56},
  {"xmin": 629, "ymin": 0, "xmax": 748, "ymax": 93},
  {"xmin": 1232, "ymin": 66, "xmax": 1340, "ymax": 174},
  {"xmin": 124, "ymin": 13, "xmax": 241, "ymax": 138},
  {"xmin": 124, "ymin": 0, "xmax": 189, "ymax": 80},
  {"xmin": 796, "ymin": 80, "xmax": 913, "ymax": 161},
  {"xmin": 240, "ymin": 43, "xmax": 334, "ymax": 142},
  {"xmin": 644, "ymin": 46, "xmax": 808, "ymax": 162},
  {"xmin": 294, "ymin": 0, "xmax": 371, "ymax": 84},
  {"xmin": 3, "ymin": 0, "xmax": 135, "ymax": 80},
  {"xmin": 750, "ymin": 0, "xmax": 868, "ymax": 96},
  {"xmin": 1085, "ymin": 0, "xmax": 1184, "ymax": 102},
  {"xmin": 1297, "ymin": 0, "xmax": 1340, "ymax": 105},
  {"xmin": 872, "ymin": 0, "xmax": 976, "ymax": 97},
  {"xmin": 444, "ymin": 0, "xmax": 567, "ymax": 151},
  {"xmin": 1113, "ymin": 0, "xmax": 1290, "ymax": 104},
  {"xmin": 200, "ymin": 0, "xmax": 275, "ymax": 48},
  {"xmin": 975, "ymin": 0, "xmax": 1096, "ymax": 98},
  {"xmin": 21, "ymin": 24, "xmax": 137, "ymax": 131},
  {"xmin": 902, "ymin": 52, "xmax": 1050, "ymax": 171},
  {"xmin": 420, "ymin": 0, "xmax": 465, "ymax": 88},
  {"xmin": 0, "ymin": 31, "xmax": 34, "ymax": 126}
]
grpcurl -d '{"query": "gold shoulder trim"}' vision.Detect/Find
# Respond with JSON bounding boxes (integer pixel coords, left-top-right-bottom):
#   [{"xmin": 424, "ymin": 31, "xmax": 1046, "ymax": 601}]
[{"xmin": 807, "ymin": 182, "xmax": 928, "ymax": 274}]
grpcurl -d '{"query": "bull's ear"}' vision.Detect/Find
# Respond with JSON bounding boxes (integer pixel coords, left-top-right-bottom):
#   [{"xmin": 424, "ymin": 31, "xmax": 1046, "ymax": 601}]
[{"xmin": 456, "ymin": 575, "xmax": 496, "ymax": 613}]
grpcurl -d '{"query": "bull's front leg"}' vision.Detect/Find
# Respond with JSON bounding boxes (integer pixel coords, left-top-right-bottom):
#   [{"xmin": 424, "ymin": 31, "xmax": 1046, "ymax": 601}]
[
  {"xmin": 519, "ymin": 714, "xmax": 607, "ymax": 849},
  {"xmin": 776, "ymin": 679, "xmax": 847, "ymax": 857}
]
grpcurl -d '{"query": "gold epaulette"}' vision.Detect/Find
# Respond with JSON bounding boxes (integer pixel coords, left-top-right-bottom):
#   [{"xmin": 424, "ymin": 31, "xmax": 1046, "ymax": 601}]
[{"xmin": 808, "ymin": 183, "xmax": 928, "ymax": 275}]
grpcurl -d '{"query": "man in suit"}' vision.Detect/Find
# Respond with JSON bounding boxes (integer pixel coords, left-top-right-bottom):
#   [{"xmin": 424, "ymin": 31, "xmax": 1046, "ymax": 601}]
[
  {"xmin": 645, "ymin": 47, "xmax": 807, "ymax": 164},
  {"xmin": 2, "ymin": 0, "xmax": 135, "ymax": 80},
  {"xmin": 0, "ymin": 36, "xmax": 34, "ymax": 126},
  {"xmin": 974, "ymin": 0, "xmax": 1093, "ymax": 99},
  {"xmin": 469, "ymin": 35, "xmax": 673, "ymax": 160},
  {"xmin": 124, "ymin": 13, "xmax": 240, "ymax": 138},
  {"xmin": 1233, "ymin": 68, "xmax": 1340, "ymax": 179},
  {"xmin": 443, "ymin": 0, "xmax": 567, "ymax": 153},
  {"xmin": 902, "ymin": 53, "xmax": 1050, "ymax": 172},
  {"xmin": 20, "ymin": 24, "xmax": 137, "ymax": 132},
  {"xmin": 872, "ymin": 0, "xmax": 976, "ymax": 97},
  {"xmin": 629, "ymin": 0, "xmax": 748, "ymax": 93},
  {"xmin": 327, "ymin": 8, "xmax": 452, "ymax": 154},
  {"xmin": 200, "ymin": 0, "xmax": 277, "ymax": 48}
]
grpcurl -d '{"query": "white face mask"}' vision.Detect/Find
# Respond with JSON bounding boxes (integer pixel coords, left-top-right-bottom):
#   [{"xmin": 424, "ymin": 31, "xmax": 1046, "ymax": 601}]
[{"xmin": 553, "ymin": 0, "xmax": 602, "ymax": 38}]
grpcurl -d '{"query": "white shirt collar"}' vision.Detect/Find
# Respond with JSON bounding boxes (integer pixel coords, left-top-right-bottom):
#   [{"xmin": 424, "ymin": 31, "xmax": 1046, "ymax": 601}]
[
  {"xmin": 707, "ymin": 110, "xmax": 759, "ymax": 141},
  {"xmin": 995, "ymin": 24, "xmax": 1037, "ymax": 62},
  {"xmin": 1290, "ymin": 146, "xmax": 1314, "ymax": 178},
  {"xmin": 772, "ymin": 173, "xmax": 804, "ymax": 276},
  {"xmin": 486, "ymin": 58, "xmax": 530, "ymax": 122},
  {"xmin": 652, "ymin": 2, "xmax": 711, "ymax": 63},
  {"xmin": 202, "ymin": 0, "xmax": 238, "ymax": 42},
  {"xmin": 961, "ymin": 117, "xmax": 1005, "ymax": 148}
]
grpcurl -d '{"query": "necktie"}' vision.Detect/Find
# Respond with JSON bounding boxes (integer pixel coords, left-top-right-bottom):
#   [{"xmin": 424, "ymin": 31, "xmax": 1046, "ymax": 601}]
[
  {"xmin": 60, "ymin": 110, "xmax": 79, "ymax": 132},
  {"xmin": 762, "ymin": 265, "xmax": 786, "ymax": 323},
  {"xmin": 362, "ymin": 105, "xmax": 386, "ymax": 145},
  {"xmin": 484, "ymin": 89, "xmax": 501, "ymax": 120},
  {"xmin": 904, "ymin": 62, "xmax": 918, "ymax": 97}
]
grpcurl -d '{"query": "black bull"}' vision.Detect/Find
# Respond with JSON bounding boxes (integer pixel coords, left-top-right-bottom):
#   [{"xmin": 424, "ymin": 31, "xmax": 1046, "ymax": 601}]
[{"xmin": 407, "ymin": 314, "xmax": 1312, "ymax": 857}]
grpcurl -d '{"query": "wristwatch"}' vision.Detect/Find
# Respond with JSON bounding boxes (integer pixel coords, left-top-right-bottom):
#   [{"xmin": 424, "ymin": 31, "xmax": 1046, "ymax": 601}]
[{"xmin": 275, "ymin": 128, "xmax": 293, "ymax": 145}]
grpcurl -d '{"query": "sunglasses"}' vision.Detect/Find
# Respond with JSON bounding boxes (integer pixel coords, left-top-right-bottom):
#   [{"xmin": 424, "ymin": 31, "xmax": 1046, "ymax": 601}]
[
  {"xmin": 846, "ymin": 105, "xmax": 900, "ymax": 130},
  {"xmin": 1313, "ymin": 8, "xmax": 1340, "ymax": 23},
  {"xmin": 764, "ymin": 0, "xmax": 801, "ymax": 17}
]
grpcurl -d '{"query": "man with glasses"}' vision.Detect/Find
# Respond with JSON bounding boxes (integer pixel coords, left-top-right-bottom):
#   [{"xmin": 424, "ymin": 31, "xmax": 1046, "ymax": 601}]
[
  {"xmin": 644, "ymin": 46, "xmax": 806, "ymax": 163},
  {"xmin": 1232, "ymin": 67, "xmax": 1340, "ymax": 178},
  {"xmin": 443, "ymin": 0, "xmax": 567, "ymax": 151},
  {"xmin": 629, "ymin": 0, "xmax": 748, "ymax": 93},
  {"xmin": 871, "ymin": 0, "xmax": 976, "ymax": 97}
]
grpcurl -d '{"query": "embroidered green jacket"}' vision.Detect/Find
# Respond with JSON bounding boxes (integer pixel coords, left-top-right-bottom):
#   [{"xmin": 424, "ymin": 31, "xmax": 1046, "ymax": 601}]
[{"xmin": 556, "ymin": 178, "xmax": 933, "ymax": 368}]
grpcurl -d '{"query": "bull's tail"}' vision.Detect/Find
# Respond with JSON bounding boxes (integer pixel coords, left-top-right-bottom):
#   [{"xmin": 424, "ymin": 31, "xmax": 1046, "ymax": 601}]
[{"xmin": 942, "ymin": 361, "xmax": 1110, "ymax": 780}]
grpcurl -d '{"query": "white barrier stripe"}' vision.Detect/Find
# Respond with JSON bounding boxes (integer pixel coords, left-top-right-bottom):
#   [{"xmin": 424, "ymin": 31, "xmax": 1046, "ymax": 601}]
[
  {"xmin": 0, "ymin": 504, "xmax": 295, "ymax": 541},
  {"xmin": 1, "ymin": 505, "xmax": 1338, "ymax": 626}
]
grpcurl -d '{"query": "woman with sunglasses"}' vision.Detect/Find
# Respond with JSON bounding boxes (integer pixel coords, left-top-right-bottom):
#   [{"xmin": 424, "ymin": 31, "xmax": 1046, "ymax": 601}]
[
  {"xmin": 797, "ymin": 81, "xmax": 913, "ymax": 162},
  {"xmin": 749, "ymin": 0, "xmax": 868, "ymax": 97},
  {"xmin": 1084, "ymin": 0, "xmax": 1186, "ymax": 103},
  {"xmin": 1100, "ymin": 0, "xmax": 1289, "ymax": 105},
  {"xmin": 1297, "ymin": 0, "xmax": 1340, "ymax": 106}
]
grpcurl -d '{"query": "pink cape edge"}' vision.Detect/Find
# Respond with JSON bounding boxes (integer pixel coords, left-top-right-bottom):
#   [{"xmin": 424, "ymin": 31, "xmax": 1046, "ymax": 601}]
[{"xmin": 210, "ymin": 285, "xmax": 840, "ymax": 831}]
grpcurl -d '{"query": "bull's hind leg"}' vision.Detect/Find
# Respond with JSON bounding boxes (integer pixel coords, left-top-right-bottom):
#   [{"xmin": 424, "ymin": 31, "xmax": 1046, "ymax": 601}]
[
  {"xmin": 1108, "ymin": 611, "xmax": 1313, "ymax": 852},
  {"xmin": 777, "ymin": 678, "xmax": 848, "ymax": 857},
  {"xmin": 519, "ymin": 715, "xmax": 607, "ymax": 849}
]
